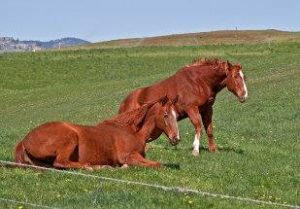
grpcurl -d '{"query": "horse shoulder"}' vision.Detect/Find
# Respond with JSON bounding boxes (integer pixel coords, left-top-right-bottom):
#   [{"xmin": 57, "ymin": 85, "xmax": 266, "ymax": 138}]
[
  {"xmin": 97, "ymin": 123, "xmax": 144, "ymax": 165},
  {"xmin": 103, "ymin": 122, "xmax": 143, "ymax": 149},
  {"xmin": 172, "ymin": 76, "xmax": 215, "ymax": 117}
]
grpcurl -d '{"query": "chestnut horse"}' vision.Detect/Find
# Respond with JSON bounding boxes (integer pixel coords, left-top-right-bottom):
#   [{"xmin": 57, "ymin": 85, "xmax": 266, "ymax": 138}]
[
  {"xmin": 119, "ymin": 58, "xmax": 248, "ymax": 156},
  {"xmin": 15, "ymin": 96, "xmax": 180, "ymax": 170}
]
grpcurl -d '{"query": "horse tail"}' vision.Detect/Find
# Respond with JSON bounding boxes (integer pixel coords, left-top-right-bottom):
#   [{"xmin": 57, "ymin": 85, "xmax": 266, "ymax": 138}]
[
  {"xmin": 15, "ymin": 142, "xmax": 26, "ymax": 163},
  {"xmin": 15, "ymin": 142, "xmax": 34, "ymax": 165},
  {"xmin": 119, "ymin": 89, "xmax": 144, "ymax": 114},
  {"xmin": 0, "ymin": 142, "xmax": 35, "ymax": 169},
  {"xmin": 0, "ymin": 142, "xmax": 49, "ymax": 171}
]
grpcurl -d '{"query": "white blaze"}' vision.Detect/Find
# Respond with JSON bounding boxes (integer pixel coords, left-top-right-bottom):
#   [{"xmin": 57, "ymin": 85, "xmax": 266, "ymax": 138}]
[
  {"xmin": 171, "ymin": 108, "xmax": 180, "ymax": 139},
  {"xmin": 171, "ymin": 108, "xmax": 177, "ymax": 118},
  {"xmin": 239, "ymin": 71, "xmax": 248, "ymax": 98}
]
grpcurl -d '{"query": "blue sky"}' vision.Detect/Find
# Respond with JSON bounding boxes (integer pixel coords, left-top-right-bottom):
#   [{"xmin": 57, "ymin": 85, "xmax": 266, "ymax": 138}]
[{"xmin": 1, "ymin": 0, "xmax": 299, "ymax": 42}]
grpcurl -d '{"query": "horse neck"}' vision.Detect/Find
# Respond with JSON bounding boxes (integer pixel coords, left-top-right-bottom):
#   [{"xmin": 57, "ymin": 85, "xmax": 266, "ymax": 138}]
[
  {"xmin": 194, "ymin": 66, "xmax": 227, "ymax": 93},
  {"xmin": 98, "ymin": 104, "xmax": 158, "ymax": 141},
  {"xmin": 102, "ymin": 104, "xmax": 149, "ymax": 130}
]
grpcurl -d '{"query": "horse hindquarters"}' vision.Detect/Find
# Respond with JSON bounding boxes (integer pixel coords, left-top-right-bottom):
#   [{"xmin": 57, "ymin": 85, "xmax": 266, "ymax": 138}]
[
  {"xmin": 119, "ymin": 89, "xmax": 143, "ymax": 113},
  {"xmin": 14, "ymin": 142, "xmax": 39, "ymax": 168},
  {"xmin": 11, "ymin": 142, "xmax": 44, "ymax": 171}
]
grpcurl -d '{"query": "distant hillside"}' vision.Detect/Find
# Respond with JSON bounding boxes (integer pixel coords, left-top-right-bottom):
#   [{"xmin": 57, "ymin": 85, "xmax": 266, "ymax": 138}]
[
  {"xmin": 0, "ymin": 37, "xmax": 90, "ymax": 52},
  {"xmin": 81, "ymin": 29, "xmax": 300, "ymax": 49}
]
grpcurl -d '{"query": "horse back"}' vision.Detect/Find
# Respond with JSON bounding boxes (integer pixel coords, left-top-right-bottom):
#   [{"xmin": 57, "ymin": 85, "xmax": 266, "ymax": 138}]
[
  {"xmin": 119, "ymin": 71, "xmax": 210, "ymax": 115},
  {"xmin": 119, "ymin": 75, "xmax": 176, "ymax": 113}
]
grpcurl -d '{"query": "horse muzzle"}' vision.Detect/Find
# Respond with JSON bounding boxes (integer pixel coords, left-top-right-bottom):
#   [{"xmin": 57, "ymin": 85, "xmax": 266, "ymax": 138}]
[
  {"xmin": 169, "ymin": 137, "xmax": 180, "ymax": 146},
  {"xmin": 239, "ymin": 96, "xmax": 247, "ymax": 103}
]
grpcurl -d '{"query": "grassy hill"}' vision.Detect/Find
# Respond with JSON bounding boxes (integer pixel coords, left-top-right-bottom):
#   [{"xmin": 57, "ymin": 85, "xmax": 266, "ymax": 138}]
[
  {"xmin": 0, "ymin": 40, "xmax": 299, "ymax": 208},
  {"xmin": 79, "ymin": 29, "xmax": 300, "ymax": 49}
]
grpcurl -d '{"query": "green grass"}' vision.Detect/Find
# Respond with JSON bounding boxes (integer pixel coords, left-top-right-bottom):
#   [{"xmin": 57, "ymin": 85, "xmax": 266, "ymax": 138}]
[{"xmin": 0, "ymin": 42, "xmax": 299, "ymax": 209}]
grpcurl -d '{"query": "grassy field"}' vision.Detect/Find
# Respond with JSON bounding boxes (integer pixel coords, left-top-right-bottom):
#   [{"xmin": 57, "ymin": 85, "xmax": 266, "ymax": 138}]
[{"xmin": 0, "ymin": 41, "xmax": 299, "ymax": 208}]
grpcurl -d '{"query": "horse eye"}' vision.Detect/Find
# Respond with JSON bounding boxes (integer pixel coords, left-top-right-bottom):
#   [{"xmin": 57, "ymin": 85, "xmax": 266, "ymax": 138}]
[{"xmin": 164, "ymin": 113, "xmax": 168, "ymax": 118}]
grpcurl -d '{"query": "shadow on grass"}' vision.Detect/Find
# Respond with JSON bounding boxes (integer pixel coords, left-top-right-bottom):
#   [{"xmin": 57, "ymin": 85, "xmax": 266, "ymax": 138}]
[
  {"xmin": 151, "ymin": 144, "xmax": 245, "ymax": 155},
  {"xmin": 200, "ymin": 146, "xmax": 244, "ymax": 154},
  {"xmin": 162, "ymin": 163, "xmax": 180, "ymax": 170}
]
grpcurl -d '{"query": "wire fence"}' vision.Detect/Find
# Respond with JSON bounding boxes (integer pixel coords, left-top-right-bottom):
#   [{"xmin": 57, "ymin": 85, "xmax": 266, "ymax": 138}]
[
  {"xmin": 0, "ymin": 197, "xmax": 60, "ymax": 209},
  {"xmin": 0, "ymin": 160, "xmax": 299, "ymax": 209}
]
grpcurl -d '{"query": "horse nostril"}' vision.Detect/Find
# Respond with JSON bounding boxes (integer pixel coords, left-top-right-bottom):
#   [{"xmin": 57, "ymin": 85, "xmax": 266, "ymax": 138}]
[{"xmin": 171, "ymin": 137, "xmax": 180, "ymax": 144}]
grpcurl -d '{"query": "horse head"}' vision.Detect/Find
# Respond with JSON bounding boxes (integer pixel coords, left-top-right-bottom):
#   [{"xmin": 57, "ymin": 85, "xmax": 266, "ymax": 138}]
[
  {"xmin": 154, "ymin": 95, "xmax": 180, "ymax": 146},
  {"xmin": 224, "ymin": 61, "xmax": 248, "ymax": 103},
  {"xmin": 112, "ymin": 95, "xmax": 180, "ymax": 146}
]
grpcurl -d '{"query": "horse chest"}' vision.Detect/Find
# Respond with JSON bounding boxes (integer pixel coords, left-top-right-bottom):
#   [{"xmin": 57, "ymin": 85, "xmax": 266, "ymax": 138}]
[
  {"xmin": 175, "ymin": 94, "xmax": 215, "ymax": 118},
  {"xmin": 199, "ymin": 96, "xmax": 216, "ymax": 110}
]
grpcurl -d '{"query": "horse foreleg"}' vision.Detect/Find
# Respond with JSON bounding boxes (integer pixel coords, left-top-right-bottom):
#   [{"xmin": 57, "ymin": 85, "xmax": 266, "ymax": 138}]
[
  {"xmin": 126, "ymin": 153, "xmax": 161, "ymax": 168},
  {"xmin": 186, "ymin": 106, "xmax": 202, "ymax": 156},
  {"xmin": 202, "ymin": 106, "xmax": 218, "ymax": 152}
]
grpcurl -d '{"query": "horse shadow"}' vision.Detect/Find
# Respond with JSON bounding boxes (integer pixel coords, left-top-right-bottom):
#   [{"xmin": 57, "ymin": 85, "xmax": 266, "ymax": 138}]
[
  {"xmin": 200, "ymin": 146, "xmax": 245, "ymax": 154},
  {"xmin": 158, "ymin": 144, "xmax": 245, "ymax": 155},
  {"xmin": 162, "ymin": 163, "xmax": 181, "ymax": 170}
]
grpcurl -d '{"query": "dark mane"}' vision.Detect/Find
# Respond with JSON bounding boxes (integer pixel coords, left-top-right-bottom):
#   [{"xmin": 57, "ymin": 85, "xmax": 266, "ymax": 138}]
[
  {"xmin": 100, "ymin": 100, "xmax": 158, "ymax": 132},
  {"xmin": 110, "ymin": 103, "xmax": 150, "ymax": 126}
]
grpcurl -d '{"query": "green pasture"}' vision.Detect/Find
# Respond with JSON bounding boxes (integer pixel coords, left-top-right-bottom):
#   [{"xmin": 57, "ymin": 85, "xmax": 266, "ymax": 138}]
[{"xmin": 0, "ymin": 42, "xmax": 299, "ymax": 208}]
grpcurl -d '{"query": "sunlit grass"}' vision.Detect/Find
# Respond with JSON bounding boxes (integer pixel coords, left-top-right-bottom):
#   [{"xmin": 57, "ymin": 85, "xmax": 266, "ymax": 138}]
[{"xmin": 0, "ymin": 42, "xmax": 299, "ymax": 208}]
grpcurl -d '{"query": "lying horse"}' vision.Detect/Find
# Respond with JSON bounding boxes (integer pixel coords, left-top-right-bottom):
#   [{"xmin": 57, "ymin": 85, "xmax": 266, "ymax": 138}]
[
  {"xmin": 15, "ymin": 96, "xmax": 180, "ymax": 169},
  {"xmin": 119, "ymin": 58, "xmax": 248, "ymax": 156}
]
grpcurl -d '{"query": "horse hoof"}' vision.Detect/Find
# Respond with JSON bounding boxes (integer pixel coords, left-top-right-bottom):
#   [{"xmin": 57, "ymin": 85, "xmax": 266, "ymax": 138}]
[
  {"xmin": 85, "ymin": 166, "xmax": 94, "ymax": 171},
  {"xmin": 155, "ymin": 163, "xmax": 162, "ymax": 168},
  {"xmin": 121, "ymin": 164, "xmax": 129, "ymax": 169},
  {"xmin": 192, "ymin": 150, "xmax": 199, "ymax": 156},
  {"xmin": 209, "ymin": 146, "xmax": 218, "ymax": 152},
  {"xmin": 92, "ymin": 165, "xmax": 103, "ymax": 170}
]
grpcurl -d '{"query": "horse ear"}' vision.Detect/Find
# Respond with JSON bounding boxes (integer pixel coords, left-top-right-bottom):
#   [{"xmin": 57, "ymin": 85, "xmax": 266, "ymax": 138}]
[
  {"xmin": 224, "ymin": 60, "xmax": 231, "ymax": 74},
  {"xmin": 225, "ymin": 60, "xmax": 230, "ymax": 70},
  {"xmin": 236, "ymin": 63, "xmax": 242, "ymax": 69}
]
